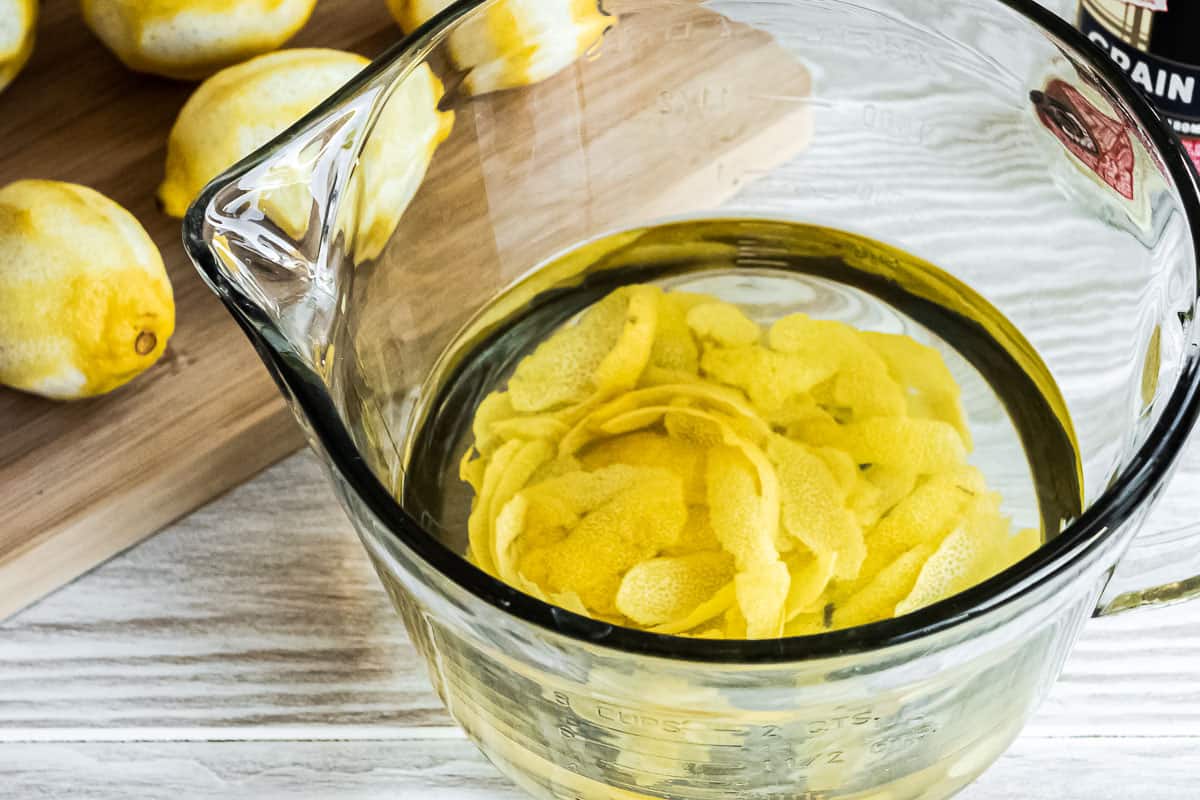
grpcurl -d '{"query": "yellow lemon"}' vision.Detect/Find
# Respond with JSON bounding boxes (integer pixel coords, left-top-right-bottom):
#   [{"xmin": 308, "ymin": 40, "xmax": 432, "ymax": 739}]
[
  {"xmin": 80, "ymin": 0, "xmax": 317, "ymax": 80},
  {"xmin": 347, "ymin": 58, "xmax": 455, "ymax": 261},
  {"xmin": 0, "ymin": 0, "xmax": 36, "ymax": 94},
  {"xmin": 389, "ymin": 0, "xmax": 613, "ymax": 93},
  {"xmin": 159, "ymin": 48, "xmax": 453, "ymax": 261},
  {"xmin": 0, "ymin": 180, "xmax": 174, "ymax": 400}
]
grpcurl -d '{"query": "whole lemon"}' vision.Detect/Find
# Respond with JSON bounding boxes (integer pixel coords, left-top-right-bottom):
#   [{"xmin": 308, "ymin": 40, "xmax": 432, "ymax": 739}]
[
  {"xmin": 159, "ymin": 48, "xmax": 453, "ymax": 261},
  {"xmin": 0, "ymin": 180, "xmax": 175, "ymax": 399},
  {"xmin": 0, "ymin": 0, "xmax": 37, "ymax": 94},
  {"xmin": 80, "ymin": 0, "xmax": 317, "ymax": 80},
  {"xmin": 388, "ymin": 0, "xmax": 612, "ymax": 94}
]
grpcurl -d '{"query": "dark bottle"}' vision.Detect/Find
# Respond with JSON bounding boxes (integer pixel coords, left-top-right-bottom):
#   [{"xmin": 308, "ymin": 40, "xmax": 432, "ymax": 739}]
[{"xmin": 1078, "ymin": 0, "xmax": 1200, "ymax": 170}]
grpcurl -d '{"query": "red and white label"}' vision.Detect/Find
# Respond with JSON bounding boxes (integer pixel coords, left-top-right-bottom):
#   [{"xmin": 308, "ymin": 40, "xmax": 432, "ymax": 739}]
[
  {"xmin": 1182, "ymin": 138, "xmax": 1200, "ymax": 172},
  {"xmin": 1035, "ymin": 79, "xmax": 1137, "ymax": 199}
]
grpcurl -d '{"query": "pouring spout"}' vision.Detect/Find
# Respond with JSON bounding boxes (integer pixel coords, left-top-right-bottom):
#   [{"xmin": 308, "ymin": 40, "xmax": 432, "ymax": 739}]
[
  {"xmin": 183, "ymin": 87, "xmax": 381, "ymax": 367},
  {"xmin": 185, "ymin": 49, "xmax": 457, "ymax": 370},
  {"xmin": 178, "ymin": 25, "xmax": 466, "ymax": 506}
]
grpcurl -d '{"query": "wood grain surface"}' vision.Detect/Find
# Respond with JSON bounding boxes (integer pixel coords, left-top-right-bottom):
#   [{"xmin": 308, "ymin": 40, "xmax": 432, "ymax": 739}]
[{"xmin": 0, "ymin": 0, "xmax": 409, "ymax": 619}]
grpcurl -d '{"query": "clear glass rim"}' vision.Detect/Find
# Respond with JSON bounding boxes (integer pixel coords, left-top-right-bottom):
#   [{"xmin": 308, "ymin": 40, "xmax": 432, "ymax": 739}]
[{"xmin": 185, "ymin": 0, "xmax": 1200, "ymax": 664}]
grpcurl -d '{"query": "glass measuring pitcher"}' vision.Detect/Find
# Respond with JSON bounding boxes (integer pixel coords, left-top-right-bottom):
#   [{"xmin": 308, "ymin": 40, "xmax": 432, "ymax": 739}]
[{"xmin": 184, "ymin": 1, "xmax": 1200, "ymax": 797}]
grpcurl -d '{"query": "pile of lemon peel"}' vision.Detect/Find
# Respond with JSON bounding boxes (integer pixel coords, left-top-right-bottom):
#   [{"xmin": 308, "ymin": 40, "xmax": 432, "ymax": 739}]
[{"xmin": 460, "ymin": 285, "xmax": 1039, "ymax": 639}]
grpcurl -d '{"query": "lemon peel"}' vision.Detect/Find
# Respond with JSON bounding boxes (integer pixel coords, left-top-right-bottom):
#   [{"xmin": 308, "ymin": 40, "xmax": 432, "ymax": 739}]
[{"xmin": 456, "ymin": 284, "xmax": 1040, "ymax": 639}]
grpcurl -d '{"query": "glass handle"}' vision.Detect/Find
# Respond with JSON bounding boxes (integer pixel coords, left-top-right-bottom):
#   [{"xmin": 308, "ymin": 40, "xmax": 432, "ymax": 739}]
[{"xmin": 1094, "ymin": 521, "xmax": 1200, "ymax": 616}]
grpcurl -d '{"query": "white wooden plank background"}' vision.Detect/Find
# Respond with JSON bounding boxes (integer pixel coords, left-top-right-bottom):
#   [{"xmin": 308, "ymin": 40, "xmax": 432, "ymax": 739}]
[{"xmin": 0, "ymin": 738, "xmax": 1197, "ymax": 799}]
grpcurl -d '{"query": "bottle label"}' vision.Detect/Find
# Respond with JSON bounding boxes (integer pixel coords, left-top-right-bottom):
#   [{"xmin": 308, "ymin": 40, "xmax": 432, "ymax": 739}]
[
  {"xmin": 1079, "ymin": 0, "xmax": 1200, "ymax": 169},
  {"xmin": 1125, "ymin": 0, "xmax": 1167, "ymax": 10}
]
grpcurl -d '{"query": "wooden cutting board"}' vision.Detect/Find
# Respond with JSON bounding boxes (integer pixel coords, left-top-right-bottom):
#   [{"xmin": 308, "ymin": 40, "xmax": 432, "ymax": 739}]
[
  {"xmin": 0, "ymin": 0, "xmax": 812, "ymax": 620},
  {"xmin": 0, "ymin": 0, "xmax": 402, "ymax": 620}
]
